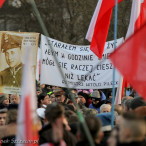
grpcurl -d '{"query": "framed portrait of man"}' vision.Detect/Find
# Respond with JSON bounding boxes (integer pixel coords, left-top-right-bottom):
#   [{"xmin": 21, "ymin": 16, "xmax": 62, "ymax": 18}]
[{"xmin": 0, "ymin": 31, "xmax": 39, "ymax": 94}]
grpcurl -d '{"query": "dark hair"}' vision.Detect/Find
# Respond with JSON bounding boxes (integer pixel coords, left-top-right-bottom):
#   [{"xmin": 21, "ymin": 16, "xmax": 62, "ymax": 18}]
[
  {"xmin": 80, "ymin": 116, "xmax": 102, "ymax": 141},
  {"xmin": 122, "ymin": 112, "xmax": 145, "ymax": 121},
  {"xmin": 125, "ymin": 99, "xmax": 133, "ymax": 110},
  {"xmin": 37, "ymin": 92, "xmax": 48, "ymax": 107},
  {"xmin": 45, "ymin": 103, "xmax": 64, "ymax": 123},
  {"xmin": 130, "ymin": 96, "xmax": 146, "ymax": 110}
]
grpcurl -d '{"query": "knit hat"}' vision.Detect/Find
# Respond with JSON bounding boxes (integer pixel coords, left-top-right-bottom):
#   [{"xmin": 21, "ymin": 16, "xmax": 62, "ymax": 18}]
[
  {"xmin": 91, "ymin": 91, "xmax": 101, "ymax": 101},
  {"xmin": 97, "ymin": 112, "xmax": 113, "ymax": 132},
  {"xmin": 130, "ymin": 96, "xmax": 146, "ymax": 110},
  {"xmin": 0, "ymin": 94, "xmax": 8, "ymax": 104}
]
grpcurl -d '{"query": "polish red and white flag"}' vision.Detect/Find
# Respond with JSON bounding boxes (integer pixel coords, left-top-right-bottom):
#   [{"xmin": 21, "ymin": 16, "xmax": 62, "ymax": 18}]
[
  {"xmin": 16, "ymin": 48, "xmax": 38, "ymax": 146},
  {"xmin": 114, "ymin": 0, "xmax": 146, "ymax": 104},
  {"xmin": 86, "ymin": 0, "xmax": 123, "ymax": 59}
]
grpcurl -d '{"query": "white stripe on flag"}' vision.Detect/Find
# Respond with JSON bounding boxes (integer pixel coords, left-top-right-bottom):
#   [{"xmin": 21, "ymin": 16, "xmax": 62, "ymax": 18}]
[
  {"xmin": 126, "ymin": 0, "xmax": 142, "ymax": 38},
  {"xmin": 85, "ymin": 0, "xmax": 103, "ymax": 42}
]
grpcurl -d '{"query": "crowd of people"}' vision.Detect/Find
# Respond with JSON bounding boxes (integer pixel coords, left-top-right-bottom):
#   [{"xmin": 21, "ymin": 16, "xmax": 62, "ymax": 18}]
[{"xmin": 0, "ymin": 84, "xmax": 146, "ymax": 146}]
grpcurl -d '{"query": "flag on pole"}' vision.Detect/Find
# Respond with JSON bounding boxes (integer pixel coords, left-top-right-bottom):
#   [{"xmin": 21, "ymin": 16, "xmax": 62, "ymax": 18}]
[
  {"xmin": 126, "ymin": 0, "xmax": 145, "ymax": 38},
  {"xmin": 16, "ymin": 48, "xmax": 38, "ymax": 146},
  {"xmin": 86, "ymin": 0, "xmax": 123, "ymax": 59},
  {"xmin": 0, "ymin": 0, "xmax": 5, "ymax": 8},
  {"xmin": 110, "ymin": 23, "xmax": 146, "ymax": 101},
  {"xmin": 115, "ymin": 0, "xmax": 145, "ymax": 104}
]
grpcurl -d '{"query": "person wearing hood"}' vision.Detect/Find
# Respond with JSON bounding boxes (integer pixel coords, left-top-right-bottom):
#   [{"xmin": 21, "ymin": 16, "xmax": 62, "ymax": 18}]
[{"xmin": 89, "ymin": 91, "xmax": 102, "ymax": 113}]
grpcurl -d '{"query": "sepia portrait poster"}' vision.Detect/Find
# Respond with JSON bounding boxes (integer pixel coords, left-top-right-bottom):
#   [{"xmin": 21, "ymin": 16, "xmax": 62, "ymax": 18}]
[{"xmin": 0, "ymin": 31, "xmax": 39, "ymax": 94}]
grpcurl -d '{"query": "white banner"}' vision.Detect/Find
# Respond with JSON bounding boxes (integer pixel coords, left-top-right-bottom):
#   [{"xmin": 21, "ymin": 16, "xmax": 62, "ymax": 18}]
[{"xmin": 41, "ymin": 35, "xmax": 123, "ymax": 89}]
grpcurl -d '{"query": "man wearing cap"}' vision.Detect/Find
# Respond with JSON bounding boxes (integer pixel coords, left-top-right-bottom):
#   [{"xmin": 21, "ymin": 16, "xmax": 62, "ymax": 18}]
[
  {"xmin": 89, "ymin": 90, "xmax": 102, "ymax": 113},
  {"xmin": 0, "ymin": 33, "xmax": 23, "ymax": 87}
]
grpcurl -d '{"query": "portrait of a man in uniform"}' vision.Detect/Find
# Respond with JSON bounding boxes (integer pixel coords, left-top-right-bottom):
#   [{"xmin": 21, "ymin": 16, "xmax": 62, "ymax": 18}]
[{"xmin": 0, "ymin": 33, "xmax": 23, "ymax": 88}]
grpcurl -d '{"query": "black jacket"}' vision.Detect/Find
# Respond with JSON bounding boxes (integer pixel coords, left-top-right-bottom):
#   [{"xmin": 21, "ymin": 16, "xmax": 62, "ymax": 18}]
[
  {"xmin": 117, "ymin": 140, "xmax": 146, "ymax": 146},
  {"xmin": 39, "ymin": 124, "xmax": 77, "ymax": 146}
]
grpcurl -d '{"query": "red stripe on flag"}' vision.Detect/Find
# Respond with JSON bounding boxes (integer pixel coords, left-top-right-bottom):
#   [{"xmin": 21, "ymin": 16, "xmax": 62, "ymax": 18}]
[
  {"xmin": 0, "ymin": 0, "xmax": 5, "ymax": 8},
  {"xmin": 90, "ymin": 8, "xmax": 112, "ymax": 59},
  {"xmin": 25, "ymin": 94, "xmax": 33, "ymax": 146},
  {"xmin": 89, "ymin": 0, "xmax": 123, "ymax": 59},
  {"xmin": 134, "ymin": 2, "xmax": 145, "ymax": 32},
  {"xmin": 25, "ymin": 94, "xmax": 39, "ymax": 146},
  {"xmin": 110, "ymin": 23, "xmax": 146, "ymax": 101}
]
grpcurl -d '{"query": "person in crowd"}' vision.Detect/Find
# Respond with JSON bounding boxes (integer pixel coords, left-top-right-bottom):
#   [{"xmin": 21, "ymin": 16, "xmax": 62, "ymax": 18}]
[
  {"xmin": 36, "ymin": 107, "xmax": 47, "ymax": 127},
  {"xmin": 97, "ymin": 112, "xmax": 118, "ymax": 145},
  {"xmin": 0, "ymin": 104, "xmax": 18, "ymax": 144},
  {"xmin": 114, "ymin": 105, "xmax": 122, "ymax": 115},
  {"xmin": 100, "ymin": 104, "xmax": 111, "ymax": 113},
  {"xmin": 78, "ymin": 95, "xmax": 86, "ymax": 105},
  {"xmin": 64, "ymin": 110, "xmax": 78, "ymax": 123},
  {"xmin": 89, "ymin": 91, "xmax": 102, "ymax": 113},
  {"xmin": 78, "ymin": 91, "xmax": 92, "ymax": 107},
  {"xmin": 121, "ymin": 96, "xmax": 133, "ymax": 110},
  {"xmin": 118, "ymin": 112, "xmax": 146, "ymax": 146},
  {"xmin": 77, "ymin": 116, "xmax": 103, "ymax": 146},
  {"xmin": 84, "ymin": 108, "xmax": 98, "ymax": 117},
  {"xmin": 107, "ymin": 126, "xmax": 119, "ymax": 146},
  {"xmin": 123, "ymin": 99, "xmax": 133, "ymax": 112},
  {"xmin": 105, "ymin": 98, "xmax": 112, "ymax": 106},
  {"xmin": 0, "ymin": 33, "xmax": 23, "ymax": 87},
  {"xmin": 129, "ymin": 96, "xmax": 146, "ymax": 111},
  {"xmin": 0, "ymin": 94, "xmax": 9, "ymax": 107},
  {"xmin": 38, "ymin": 92, "xmax": 51, "ymax": 108},
  {"xmin": 55, "ymin": 90, "xmax": 66, "ymax": 103},
  {"xmin": 36, "ymin": 86, "xmax": 41, "ymax": 96},
  {"xmin": 39, "ymin": 103, "xmax": 77, "ymax": 146},
  {"xmin": 0, "ymin": 108, "xmax": 7, "ymax": 126},
  {"xmin": 134, "ymin": 106, "xmax": 146, "ymax": 117},
  {"xmin": 47, "ymin": 91, "xmax": 55, "ymax": 103},
  {"xmin": 10, "ymin": 94, "xmax": 20, "ymax": 104}
]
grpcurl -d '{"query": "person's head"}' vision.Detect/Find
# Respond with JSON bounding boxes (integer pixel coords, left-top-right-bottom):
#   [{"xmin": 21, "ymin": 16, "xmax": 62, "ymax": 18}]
[
  {"xmin": 1, "ymin": 33, "xmax": 23, "ymax": 68},
  {"xmin": 47, "ymin": 91, "xmax": 55, "ymax": 103},
  {"xmin": 6, "ymin": 104, "xmax": 18, "ymax": 124},
  {"xmin": 78, "ymin": 95, "xmax": 86, "ymax": 104},
  {"xmin": 45, "ymin": 103, "xmax": 64, "ymax": 123},
  {"xmin": 10, "ymin": 94, "xmax": 20, "ymax": 104},
  {"xmin": 130, "ymin": 96, "xmax": 146, "ymax": 111},
  {"xmin": 55, "ymin": 91, "xmax": 66, "ymax": 103},
  {"xmin": 0, "ymin": 94, "xmax": 9, "ymax": 106},
  {"xmin": 0, "ymin": 108, "xmax": 7, "ymax": 126},
  {"xmin": 123, "ymin": 99, "xmax": 133, "ymax": 111},
  {"xmin": 80, "ymin": 116, "xmax": 103, "ymax": 144},
  {"xmin": 5, "ymin": 48, "xmax": 21, "ymax": 68},
  {"xmin": 84, "ymin": 109, "xmax": 98, "ymax": 117},
  {"xmin": 114, "ymin": 105, "xmax": 122, "ymax": 115},
  {"xmin": 38, "ymin": 92, "xmax": 51, "ymax": 107},
  {"xmin": 91, "ymin": 91, "xmax": 101, "ymax": 106},
  {"xmin": 100, "ymin": 104, "xmax": 111, "ymax": 113},
  {"xmin": 36, "ymin": 87, "xmax": 41, "ymax": 96},
  {"xmin": 119, "ymin": 112, "xmax": 146, "ymax": 143},
  {"xmin": 134, "ymin": 106, "xmax": 146, "ymax": 117},
  {"xmin": 107, "ymin": 126, "xmax": 119, "ymax": 146},
  {"xmin": 121, "ymin": 96, "xmax": 133, "ymax": 109}
]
